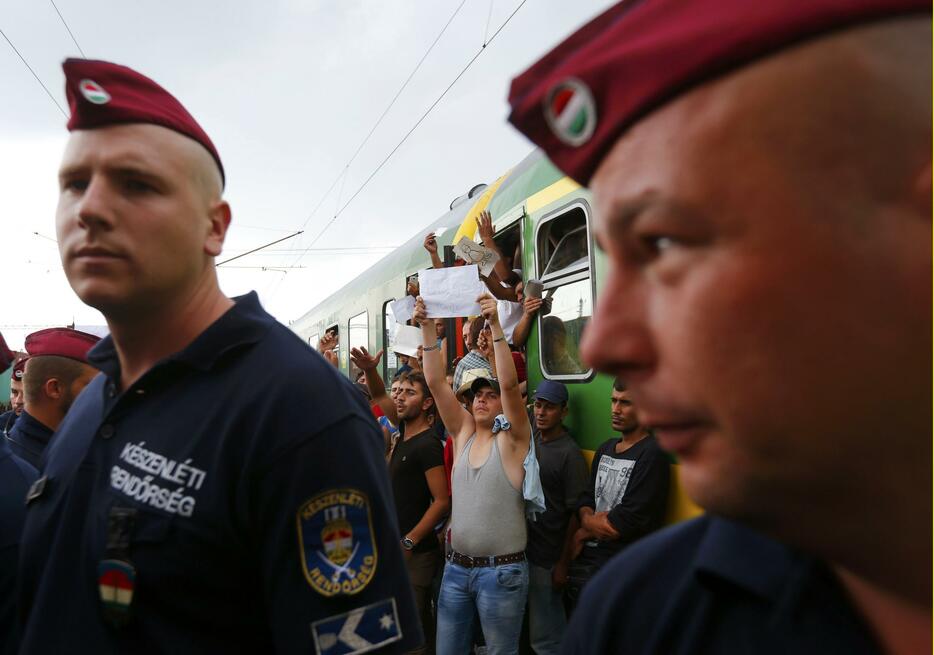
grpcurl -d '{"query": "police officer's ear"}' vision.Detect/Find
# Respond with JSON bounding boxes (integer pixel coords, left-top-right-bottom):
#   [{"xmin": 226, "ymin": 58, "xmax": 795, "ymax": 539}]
[
  {"xmin": 204, "ymin": 200, "xmax": 232, "ymax": 258},
  {"xmin": 561, "ymin": 403, "xmax": 569, "ymax": 420},
  {"xmin": 43, "ymin": 377, "xmax": 65, "ymax": 401}
]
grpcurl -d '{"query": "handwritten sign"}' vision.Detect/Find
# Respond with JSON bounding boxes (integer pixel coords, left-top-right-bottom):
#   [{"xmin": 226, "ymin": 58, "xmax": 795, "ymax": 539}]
[
  {"xmin": 453, "ymin": 237, "xmax": 500, "ymax": 277},
  {"xmin": 419, "ymin": 265, "xmax": 485, "ymax": 318},
  {"xmin": 392, "ymin": 325, "xmax": 423, "ymax": 357},
  {"xmin": 389, "ymin": 296, "xmax": 416, "ymax": 323}
]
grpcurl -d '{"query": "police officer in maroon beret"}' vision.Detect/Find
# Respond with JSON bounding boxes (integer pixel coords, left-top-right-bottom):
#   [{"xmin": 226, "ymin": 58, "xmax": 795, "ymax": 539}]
[
  {"xmin": 18, "ymin": 60, "xmax": 420, "ymax": 653},
  {"xmin": 509, "ymin": 1, "xmax": 930, "ymax": 653},
  {"xmin": 5, "ymin": 327, "xmax": 100, "ymax": 469}
]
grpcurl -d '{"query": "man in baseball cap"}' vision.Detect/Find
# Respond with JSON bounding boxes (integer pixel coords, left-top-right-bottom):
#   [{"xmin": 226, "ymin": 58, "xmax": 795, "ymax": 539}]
[
  {"xmin": 509, "ymin": 1, "xmax": 930, "ymax": 653},
  {"xmin": 19, "ymin": 60, "xmax": 420, "ymax": 654},
  {"xmin": 6, "ymin": 327, "xmax": 99, "ymax": 468}
]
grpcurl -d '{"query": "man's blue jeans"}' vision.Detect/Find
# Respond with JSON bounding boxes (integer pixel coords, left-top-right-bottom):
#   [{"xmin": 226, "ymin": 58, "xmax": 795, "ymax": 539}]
[
  {"xmin": 436, "ymin": 560, "xmax": 529, "ymax": 655},
  {"xmin": 527, "ymin": 563, "xmax": 567, "ymax": 655}
]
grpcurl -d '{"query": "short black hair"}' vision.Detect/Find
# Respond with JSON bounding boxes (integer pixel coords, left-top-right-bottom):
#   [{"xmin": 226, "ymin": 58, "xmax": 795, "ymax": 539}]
[{"xmin": 612, "ymin": 377, "xmax": 627, "ymax": 392}]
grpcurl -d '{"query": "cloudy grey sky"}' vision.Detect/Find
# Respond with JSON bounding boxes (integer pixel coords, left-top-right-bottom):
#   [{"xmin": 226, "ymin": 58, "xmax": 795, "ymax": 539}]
[{"xmin": 1, "ymin": 0, "xmax": 612, "ymax": 350}]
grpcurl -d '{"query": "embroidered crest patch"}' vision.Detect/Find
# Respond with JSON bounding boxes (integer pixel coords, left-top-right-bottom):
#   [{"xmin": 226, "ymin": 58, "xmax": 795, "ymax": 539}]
[
  {"xmin": 79, "ymin": 78, "xmax": 111, "ymax": 104},
  {"xmin": 298, "ymin": 489, "xmax": 377, "ymax": 597},
  {"xmin": 311, "ymin": 597, "xmax": 402, "ymax": 655}
]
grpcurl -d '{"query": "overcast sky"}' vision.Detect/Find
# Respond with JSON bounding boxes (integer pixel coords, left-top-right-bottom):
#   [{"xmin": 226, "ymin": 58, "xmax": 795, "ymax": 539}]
[{"xmin": 0, "ymin": 0, "xmax": 612, "ymax": 350}]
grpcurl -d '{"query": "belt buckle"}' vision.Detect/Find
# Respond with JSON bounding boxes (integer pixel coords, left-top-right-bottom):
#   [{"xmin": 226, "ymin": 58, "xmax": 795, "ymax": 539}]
[{"xmin": 487, "ymin": 555, "xmax": 496, "ymax": 567}]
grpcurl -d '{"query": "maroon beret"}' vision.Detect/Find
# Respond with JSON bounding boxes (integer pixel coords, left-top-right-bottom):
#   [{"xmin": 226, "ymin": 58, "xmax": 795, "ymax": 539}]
[
  {"xmin": 0, "ymin": 332, "xmax": 13, "ymax": 373},
  {"xmin": 63, "ymin": 58, "xmax": 225, "ymax": 186},
  {"xmin": 508, "ymin": 0, "xmax": 930, "ymax": 186},
  {"xmin": 12, "ymin": 357, "xmax": 27, "ymax": 381},
  {"xmin": 25, "ymin": 327, "xmax": 101, "ymax": 365}
]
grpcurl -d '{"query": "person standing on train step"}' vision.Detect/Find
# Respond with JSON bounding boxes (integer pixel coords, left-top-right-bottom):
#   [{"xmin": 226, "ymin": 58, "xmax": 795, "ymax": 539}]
[
  {"xmin": 416, "ymin": 293, "xmax": 533, "ymax": 655},
  {"xmin": 18, "ymin": 58, "xmax": 420, "ymax": 654},
  {"xmin": 565, "ymin": 379, "xmax": 669, "ymax": 612},
  {"xmin": 508, "ymin": 1, "xmax": 931, "ymax": 653},
  {"xmin": 524, "ymin": 380, "xmax": 588, "ymax": 655},
  {"xmin": 7, "ymin": 328, "xmax": 100, "ymax": 469}
]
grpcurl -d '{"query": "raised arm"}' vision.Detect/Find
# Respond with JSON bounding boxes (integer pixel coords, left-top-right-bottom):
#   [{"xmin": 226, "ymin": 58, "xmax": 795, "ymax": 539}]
[
  {"xmin": 423, "ymin": 233, "xmax": 444, "ymax": 270},
  {"xmin": 481, "ymin": 270, "xmax": 519, "ymax": 302},
  {"xmin": 350, "ymin": 347, "xmax": 397, "ymax": 424},
  {"xmin": 511, "ymin": 296, "xmax": 542, "ymax": 348},
  {"xmin": 477, "ymin": 294, "xmax": 530, "ymax": 447},
  {"xmin": 414, "ymin": 297, "xmax": 470, "ymax": 440},
  {"xmin": 476, "ymin": 210, "xmax": 512, "ymax": 283}
]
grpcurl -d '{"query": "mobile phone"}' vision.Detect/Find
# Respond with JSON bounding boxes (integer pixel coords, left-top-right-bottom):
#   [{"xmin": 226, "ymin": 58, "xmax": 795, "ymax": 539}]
[{"xmin": 525, "ymin": 279, "xmax": 543, "ymax": 299}]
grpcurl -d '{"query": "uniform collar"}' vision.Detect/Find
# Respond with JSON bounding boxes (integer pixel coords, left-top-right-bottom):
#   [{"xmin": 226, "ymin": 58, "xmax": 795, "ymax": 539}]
[
  {"xmin": 693, "ymin": 517, "xmax": 804, "ymax": 602},
  {"xmin": 15, "ymin": 410, "xmax": 54, "ymax": 441},
  {"xmin": 88, "ymin": 292, "xmax": 275, "ymax": 379}
]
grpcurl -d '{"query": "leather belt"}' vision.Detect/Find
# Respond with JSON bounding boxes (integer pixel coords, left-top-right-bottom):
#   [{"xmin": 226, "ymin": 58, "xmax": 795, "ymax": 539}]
[{"xmin": 446, "ymin": 549, "xmax": 525, "ymax": 568}]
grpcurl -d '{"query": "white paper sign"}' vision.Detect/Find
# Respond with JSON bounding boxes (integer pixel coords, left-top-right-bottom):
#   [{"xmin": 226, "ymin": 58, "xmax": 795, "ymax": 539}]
[
  {"xmin": 453, "ymin": 237, "xmax": 500, "ymax": 277},
  {"xmin": 392, "ymin": 325, "xmax": 423, "ymax": 357},
  {"xmin": 419, "ymin": 265, "xmax": 485, "ymax": 318},
  {"xmin": 389, "ymin": 296, "xmax": 416, "ymax": 323}
]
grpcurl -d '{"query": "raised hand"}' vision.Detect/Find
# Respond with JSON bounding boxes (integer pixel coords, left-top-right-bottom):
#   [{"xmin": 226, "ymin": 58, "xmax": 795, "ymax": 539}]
[
  {"xmin": 476, "ymin": 293, "xmax": 499, "ymax": 327},
  {"xmin": 475, "ymin": 210, "xmax": 495, "ymax": 244},
  {"xmin": 350, "ymin": 347, "xmax": 383, "ymax": 372},
  {"xmin": 423, "ymin": 233, "xmax": 438, "ymax": 255},
  {"xmin": 413, "ymin": 296, "xmax": 428, "ymax": 326},
  {"xmin": 318, "ymin": 332, "xmax": 337, "ymax": 354},
  {"xmin": 523, "ymin": 297, "xmax": 543, "ymax": 316}
]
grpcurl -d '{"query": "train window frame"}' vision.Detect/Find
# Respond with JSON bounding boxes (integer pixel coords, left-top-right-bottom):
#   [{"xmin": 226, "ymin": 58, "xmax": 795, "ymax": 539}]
[
  {"xmin": 382, "ymin": 299, "xmax": 399, "ymax": 383},
  {"xmin": 533, "ymin": 200, "xmax": 596, "ymax": 383},
  {"xmin": 347, "ymin": 310, "xmax": 368, "ymax": 380}
]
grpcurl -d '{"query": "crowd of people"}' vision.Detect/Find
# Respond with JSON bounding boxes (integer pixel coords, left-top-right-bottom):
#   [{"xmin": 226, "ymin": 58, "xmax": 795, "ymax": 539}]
[
  {"xmin": 0, "ymin": 1, "xmax": 929, "ymax": 654},
  {"xmin": 307, "ymin": 217, "xmax": 673, "ymax": 654}
]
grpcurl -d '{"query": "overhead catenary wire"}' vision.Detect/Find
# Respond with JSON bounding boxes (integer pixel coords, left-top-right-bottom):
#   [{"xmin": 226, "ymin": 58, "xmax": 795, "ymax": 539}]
[
  {"xmin": 0, "ymin": 27, "xmax": 67, "ymax": 117},
  {"xmin": 49, "ymin": 0, "xmax": 86, "ymax": 57},
  {"xmin": 216, "ymin": 230, "xmax": 303, "ymax": 267},
  {"xmin": 301, "ymin": 0, "xmax": 530, "ymax": 253}
]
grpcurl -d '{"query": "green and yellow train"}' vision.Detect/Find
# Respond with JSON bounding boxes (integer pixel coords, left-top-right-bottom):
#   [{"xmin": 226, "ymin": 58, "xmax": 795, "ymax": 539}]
[{"xmin": 290, "ymin": 149, "xmax": 701, "ymax": 523}]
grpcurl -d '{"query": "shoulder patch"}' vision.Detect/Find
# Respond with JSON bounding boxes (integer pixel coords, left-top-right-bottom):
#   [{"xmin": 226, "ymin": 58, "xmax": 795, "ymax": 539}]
[
  {"xmin": 311, "ymin": 597, "xmax": 402, "ymax": 655},
  {"xmin": 297, "ymin": 488, "xmax": 378, "ymax": 596}
]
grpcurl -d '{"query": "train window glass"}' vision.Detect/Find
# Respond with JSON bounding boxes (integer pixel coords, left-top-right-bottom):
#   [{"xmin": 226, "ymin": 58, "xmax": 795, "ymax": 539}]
[
  {"xmin": 383, "ymin": 300, "xmax": 399, "ymax": 382},
  {"xmin": 535, "ymin": 203, "xmax": 594, "ymax": 381},
  {"xmin": 539, "ymin": 278, "xmax": 592, "ymax": 378},
  {"xmin": 537, "ymin": 207, "xmax": 588, "ymax": 279},
  {"xmin": 308, "ymin": 333, "xmax": 319, "ymax": 349},
  {"xmin": 348, "ymin": 311, "xmax": 368, "ymax": 381}
]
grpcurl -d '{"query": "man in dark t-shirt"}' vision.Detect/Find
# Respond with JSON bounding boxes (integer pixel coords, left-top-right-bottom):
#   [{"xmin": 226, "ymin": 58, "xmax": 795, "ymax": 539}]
[
  {"xmin": 525, "ymin": 381, "xmax": 588, "ymax": 655},
  {"xmin": 566, "ymin": 379, "xmax": 669, "ymax": 610},
  {"xmin": 389, "ymin": 372, "xmax": 450, "ymax": 654}
]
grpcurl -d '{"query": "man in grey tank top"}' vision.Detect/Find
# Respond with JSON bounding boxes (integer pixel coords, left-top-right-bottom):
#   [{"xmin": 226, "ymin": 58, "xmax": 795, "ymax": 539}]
[{"xmin": 415, "ymin": 294, "xmax": 532, "ymax": 655}]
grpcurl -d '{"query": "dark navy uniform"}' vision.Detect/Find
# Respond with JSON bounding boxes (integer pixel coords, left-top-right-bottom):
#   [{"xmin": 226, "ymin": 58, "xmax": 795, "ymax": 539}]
[
  {"xmin": 563, "ymin": 515, "xmax": 881, "ymax": 654},
  {"xmin": 0, "ymin": 411, "xmax": 17, "ymax": 437},
  {"xmin": 6, "ymin": 411, "xmax": 53, "ymax": 470},
  {"xmin": 19, "ymin": 293, "xmax": 421, "ymax": 654},
  {"xmin": 0, "ymin": 435, "xmax": 37, "ymax": 655}
]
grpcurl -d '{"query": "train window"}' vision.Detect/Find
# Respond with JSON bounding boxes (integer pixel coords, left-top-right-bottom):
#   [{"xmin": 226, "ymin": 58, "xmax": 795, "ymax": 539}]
[
  {"xmin": 347, "ymin": 311, "xmax": 368, "ymax": 381},
  {"xmin": 534, "ymin": 202, "xmax": 594, "ymax": 382},
  {"xmin": 383, "ymin": 300, "xmax": 399, "ymax": 383},
  {"xmin": 537, "ymin": 207, "xmax": 588, "ymax": 279},
  {"xmin": 308, "ymin": 332, "xmax": 319, "ymax": 349}
]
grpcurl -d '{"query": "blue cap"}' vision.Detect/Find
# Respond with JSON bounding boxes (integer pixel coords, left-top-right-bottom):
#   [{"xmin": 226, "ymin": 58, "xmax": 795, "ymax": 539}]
[{"xmin": 534, "ymin": 380, "xmax": 568, "ymax": 405}]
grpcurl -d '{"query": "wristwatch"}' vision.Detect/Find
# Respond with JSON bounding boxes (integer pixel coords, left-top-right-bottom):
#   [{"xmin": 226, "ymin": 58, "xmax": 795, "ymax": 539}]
[{"xmin": 401, "ymin": 537, "xmax": 415, "ymax": 551}]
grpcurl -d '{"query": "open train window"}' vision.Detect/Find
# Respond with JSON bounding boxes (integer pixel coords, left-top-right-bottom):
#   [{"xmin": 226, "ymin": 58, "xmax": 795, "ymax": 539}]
[
  {"xmin": 534, "ymin": 203, "xmax": 594, "ymax": 382},
  {"xmin": 383, "ymin": 300, "xmax": 399, "ymax": 383},
  {"xmin": 491, "ymin": 223, "xmax": 522, "ymax": 280},
  {"xmin": 347, "ymin": 311, "xmax": 368, "ymax": 381}
]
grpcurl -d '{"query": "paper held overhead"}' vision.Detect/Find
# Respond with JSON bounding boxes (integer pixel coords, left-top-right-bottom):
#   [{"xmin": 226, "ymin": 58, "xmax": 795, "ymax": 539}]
[
  {"xmin": 453, "ymin": 237, "xmax": 500, "ymax": 277},
  {"xmin": 392, "ymin": 325, "xmax": 423, "ymax": 357},
  {"xmin": 419, "ymin": 265, "xmax": 485, "ymax": 318},
  {"xmin": 389, "ymin": 296, "xmax": 416, "ymax": 322}
]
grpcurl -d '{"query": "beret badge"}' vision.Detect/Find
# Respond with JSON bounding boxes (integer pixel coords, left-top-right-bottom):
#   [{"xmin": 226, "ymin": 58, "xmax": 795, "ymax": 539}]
[
  {"xmin": 543, "ymin": 78, "xmax": 596, "ymax": 147},
  {"xmin": 79, "ymin": 78, "xmax": 111, "ymax": 105}
]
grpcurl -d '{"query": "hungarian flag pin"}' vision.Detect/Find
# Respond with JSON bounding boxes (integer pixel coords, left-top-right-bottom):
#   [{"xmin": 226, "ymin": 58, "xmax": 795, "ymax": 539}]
[{"xmin": 98, "ymin": 558, "xmax": 136, "ymax": 627}]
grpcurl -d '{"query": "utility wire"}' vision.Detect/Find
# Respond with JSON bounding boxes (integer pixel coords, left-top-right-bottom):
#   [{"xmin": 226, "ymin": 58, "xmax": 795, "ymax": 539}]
[
  {"xmin": 216, "ymin": 230, "xmax": 303, "ymax": 267},
  {"xmin": 483, "ymin": 0, "xmax": 495, "ymax": 45},
  {"xmin": 302, "ymin": 0, "xmax": 529, "ymax": 252},
  {"xmin": 0, "ymin": 27, "xmax": 67, "ymax": 117},
  {"xmin": 49, "ymin": 0, "xmax": 86, "ymax": 57}
]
